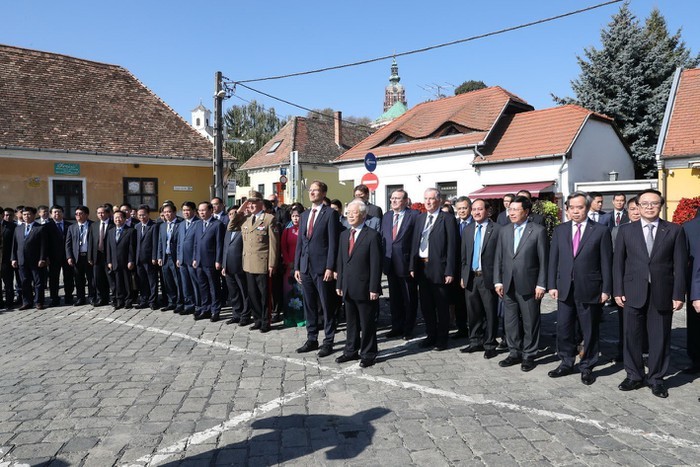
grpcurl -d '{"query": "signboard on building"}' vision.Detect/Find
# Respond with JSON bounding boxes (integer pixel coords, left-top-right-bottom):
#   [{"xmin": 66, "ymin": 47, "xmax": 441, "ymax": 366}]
[{"xmin": 54, "ymin": 162, "xmax": 80, "ymax": 176}]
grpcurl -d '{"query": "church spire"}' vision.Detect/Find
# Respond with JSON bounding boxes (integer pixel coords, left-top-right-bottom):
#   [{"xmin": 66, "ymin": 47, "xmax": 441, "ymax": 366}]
[{"xmin": 384, "ymin": 58, "xmax": 407, "ymax": 112}]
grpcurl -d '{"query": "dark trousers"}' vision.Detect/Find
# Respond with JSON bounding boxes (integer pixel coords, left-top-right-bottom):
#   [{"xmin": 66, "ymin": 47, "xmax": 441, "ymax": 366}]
[
  {"xmin": 452, "ymin": 283, "xmax": 468, "ymax": 333},
  {"xmin": 1, "ymin": 261, "xmax": 14, "ymax": 304},
  {"xmin": 49, "ymin": 258, "xmax": 74, "ymax": 302},
  {"xmin": 179, "ymin": 264, "xmax": 199, "ymax": 313},
  {"xmin": 225, "ymin": 270, "xmax": 248, "ymax": 320},
  {"xmin": 246, "ymin": 272, "xmax": 269, "ymax": 327},
  {"xmin": 196, "ymin": 266, "xmax": 221, "ymax": 315},
  {"xmin": 161, "ymin": 255, "xmax": 181, "ymax": 307},
  {"xmin": 623, "ymin": 290, "xmax": 672, "ymax": 385},
  {"xmin": 136, "ymin": 262, "xmax": 158, "ymax": 306},
  {"xmin": 556, "ymin": 290, "xmax": 601, "ymax": 371},
  {"xmin": 74, "ymin": 254, "xmax": 95, "ymax": 301},
  {"xmin": 687, "ymin": 300, "xmax": 700, "ymax": 367},
  {"xmin": 301, "ymin": 272, "xmax": 336, "ymax": 346},
  {"xmin": 93, "ymin": 251, "xmax": 112, "ymax": 303},
  {"xmin": 18, "ymin": 264, "xmax": 46, "ymax": 306},
  {"xmin": 465, "ymin": 275, "xmax": 499, "ymax": 349},
  {"xmin": 386, "ymin": 272, "xmax": 418, "ymax": 337},
  {"xmin": 503, "ymin": 286, "xmax": 541, "ymax": 360},
  {"xmin": 416, "ymin": 271, "xmax": 450, "ymax": 347},
  {"xmin": 270, "ymin": 266, "xmax": 284, "ymax": 316},
  {"xmin": 343, "ymin": 296, "xmax": 379, "ymax": 361},
  {"xmin": 113, "ymin": 268, "xmax": 133, "ymax": 306}
]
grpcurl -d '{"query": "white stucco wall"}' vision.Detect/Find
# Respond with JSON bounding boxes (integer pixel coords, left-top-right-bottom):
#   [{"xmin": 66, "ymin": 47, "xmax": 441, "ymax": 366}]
[{"xmin": 336, "ymin": 148, "xmax": 480, "ymax": 211}]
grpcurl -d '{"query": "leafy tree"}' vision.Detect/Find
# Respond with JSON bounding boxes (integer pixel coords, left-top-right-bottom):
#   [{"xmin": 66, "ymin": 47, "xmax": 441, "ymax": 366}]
[
  {"xmin": 306, "ymin": 109, "xmax": 372, "ymax": 127},
  {"xmin": 454, "ymin": 80, "xmax": 487, "ymax": 95},
  {"xmin": 223, "ymin": 100, "xmax": 286, "ymax": 186},
  {"xmin": 553, "ymin": 4, "xmax": 698, "ymax": 178}
]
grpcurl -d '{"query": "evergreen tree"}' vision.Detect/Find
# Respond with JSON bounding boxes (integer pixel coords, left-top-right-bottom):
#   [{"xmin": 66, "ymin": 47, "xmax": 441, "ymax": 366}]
[
  {"xmin": 553, "ymin": 3, "xmax": 698, "ymax": 178},
  {"xmin": 223, "ymin": 100, "xmax": 286, "ymax": 186}
]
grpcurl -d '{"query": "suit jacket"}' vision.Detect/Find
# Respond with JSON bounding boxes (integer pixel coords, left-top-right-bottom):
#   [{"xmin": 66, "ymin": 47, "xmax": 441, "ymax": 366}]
[
  {"xmin": 528, "ymin": 212, "xmax": 546, "ymax": 226},
  {"xmin": 193, "ymin": 217, "xmax": 225, "ymax": 267},
  {"xmin": 342, "ymin": 215, "xmax": 381, "ymax": 232},
  {"xmin": 613, "ymin": 219, "xmax": 687, "ymax": 310},
  {"xmin": 213, "ymin": 212, "xmax": 229, "ymax": 225},
  {"xmin": 223, "ymin": 230, "xmax": 244, "ymax": 275},
  {"xmin": 496, "ymin": 210, "xmax": 510, "ymax": 226},
  {"xmin": 366, "ymin": 203, "xmax": 383, "ymax": 220},
  {"xmin": 684, "ymin": 217, "xmax": 700, "ymax": 302},
  {"xmin": 460, "ymin": 220, "xmax": 501, "ymax": 290},
  {"xmin": 336, "ymin": 227, "xmax": 382, "ymax": 299},
  {"xmin": 65, "ymin": 220, "xmax": 93, "ymax": 262},
  {"xmin": 106, "ymin": 226, "xmax": 135, "ymax": 270},
  {"xmin": 548, "ymin": 220, "xmax": 612, "ymax": 304},
  {"xmin": 46, "ymin": 219, "xmax": 72, "ymax": 263},
  {"xmin": 240, "ymin": 212, "xmax": 280, "ymax": 274},
  {"xmin": 134, "ymin": 220, "xmax": 158, "ymax": 264},
  {"xmin": 274, "ymin": 207, "xmax": 291, "ymax": 228},
  {"xmin": 157, "ymin": 219, "xmax": 181, "ymax": 261},
  {"xmin": 176, "ymin": 219, "xmax": 200, "ymax": 265},
  {"xmin": 294, "ymin": 204, "xmax": 340, "ymax": 275},
  {"xmin": 88, "ymin": 220, "xmax": 115, "ymax": 263},
  {"xmin": 381, "ymin": 209, "xmax": 419, "ymax": 277},
  {"xmin": 1, "ymin": 220, "xmax": 15, "ymax": 266},
  {"xmin": 11, "ymin": 222, "xmax": 48, "ymax": 266},
  {"xmin": 494, "ymin": 221, "xmax": 548, "ymax": 296},
  {"xmin": 609, "ymin": 209, "xmax": 629, "ymax": 228},
  {"xmin": 409, "ymin": 211, "xmax": 458, "ymax": 284}
]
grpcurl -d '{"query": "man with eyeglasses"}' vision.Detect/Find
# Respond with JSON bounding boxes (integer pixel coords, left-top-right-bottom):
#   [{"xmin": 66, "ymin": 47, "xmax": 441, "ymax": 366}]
[{"xmin": 613, "ymin": 189, "xmax": 687, "ymax": 398}]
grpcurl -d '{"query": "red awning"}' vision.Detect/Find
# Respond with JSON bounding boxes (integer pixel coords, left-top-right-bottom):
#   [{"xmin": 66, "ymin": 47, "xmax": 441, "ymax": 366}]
[{"xmin": 469, "ymin": 181, "xmax": 554, "ymax": 199}]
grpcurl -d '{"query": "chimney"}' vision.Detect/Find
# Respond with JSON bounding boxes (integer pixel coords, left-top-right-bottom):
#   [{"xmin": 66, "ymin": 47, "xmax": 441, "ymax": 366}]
[{"xmin": 334, "ymin": 111, "xmax": 342, "ymax": 148}]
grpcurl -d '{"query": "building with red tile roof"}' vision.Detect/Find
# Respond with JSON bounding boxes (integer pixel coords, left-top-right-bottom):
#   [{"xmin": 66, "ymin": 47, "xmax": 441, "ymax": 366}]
[
  {"xmin": 656, "ymin": 68, "xmax": 700, "ymax": 218},
  {"xmin": 0, "ymin": 44, "xmax": 213, "ymax": 215},
  {"xmin": 334, "ymin": 86, "xmax": 633, "ymax": 214}
]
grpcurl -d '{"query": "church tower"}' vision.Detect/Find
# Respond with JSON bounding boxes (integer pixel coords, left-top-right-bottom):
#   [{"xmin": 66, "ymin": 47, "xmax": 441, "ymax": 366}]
[
  {"xmin": 383, "ymin": 58, "xmax": 407, "ymax": 112},
  {"xmin": 191, "ymin": 102, "xmax": 213, "ymax": 141}
]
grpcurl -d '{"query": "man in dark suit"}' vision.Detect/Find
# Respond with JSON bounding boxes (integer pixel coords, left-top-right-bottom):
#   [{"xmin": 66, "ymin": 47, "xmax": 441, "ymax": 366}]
[
  {"xmin": 294, "ymin": 180, "xmax": 340, "ymax": 357},
  {"xmin": 192, "ymin": 201, "xmax": 225, "ymax": 321},
  {"xmin": 335, "ymin": 200, "xmax": 383, "ymax": 368},
  {"xmin": 176, "ymin": 202, "xmax": 200, "ymax": 315},
  {"xmin": 211, "ymin": 197, "xmax": 229, "ymax": 225},
  {"xmin": 47, "ymin": 205, "xmax": 74, "ymax": 306},
  {"xmin": 11, "ymin": 206, "xmax": 48, "ymax": 310},
  {"xmin": 134, "ymin": 205, "xmax": 159, "ymax": 310},
  {"xmin": 223, "ymin": 205, "xmax": 249, "ymax": 325},
  {"xmin": 547, "ymin": 192, "xmax": 613, "ymax": 385},
  {"xmin": 157, "ymin": 203, "xmax": 182, "ymax": 312},
  {"xmin": 516, "ymin": 189, "xmax": 546, "ymax": 226},
  {"xmin": 460, "ymin": 199, "xmax": 502, "ymax": 358},
  {"xmin": 409, "ymin": 187, "xmax": 458, "ymax": 351},
  {"xmin": 494, "ymin": 195, "xmax": 548, "ymax": 372},
  {"xmin": 453, "ymin": 196, "xmax": 474, "ymax": 339},
  {"xmin": 89, "ymin": 204, "xmax": 114, "ymax": 306},
  {"xmin": 106, "ymin": 210, "xmax": 136, "ymax": 309},
  {"xmin": 614, "ymin": 189, "xmax": 687, "ymax": 398},
  {"xmin": 496, "ymin": 194, "xmax": 515, "ymax": 226},
  {"xmin": 609, "ymin": 192, "xmax": 629, "ymax": 228},
  {"xmin": 66, "ymin": 205, "xmax": 95, "ymax": 306},
  {"xmin": 1, "ymin": 208, "xmax": 17, "ymax": 308},
  {"xmin": 683, "ymin": 209, "xmax": 700, "ymax": 375},
  {"xmin": 588, "ymin": 192, "xmax": 611, "ymax": 226},
  {"xmin": 354, "ymin": 184, "xmax": 383, "ymax": 220},
  {"xmin": 267, "ymin": 194, "xmax": 289, "ymax": 322},
  {"xmin": 381, "ymin": 189, "xmax": 419, "ymax": 340}
]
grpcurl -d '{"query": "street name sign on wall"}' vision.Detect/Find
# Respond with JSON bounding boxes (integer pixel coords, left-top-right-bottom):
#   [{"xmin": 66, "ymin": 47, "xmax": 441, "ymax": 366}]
[{"xmin": 54, "ymin": 163, "xmax": 80, "ymax": 175}]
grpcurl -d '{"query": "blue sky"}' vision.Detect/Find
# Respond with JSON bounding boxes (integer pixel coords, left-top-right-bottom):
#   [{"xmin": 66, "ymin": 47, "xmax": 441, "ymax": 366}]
[{"xmin": 2, "ymin": 1, "xmax": 699, "ymax": 124}]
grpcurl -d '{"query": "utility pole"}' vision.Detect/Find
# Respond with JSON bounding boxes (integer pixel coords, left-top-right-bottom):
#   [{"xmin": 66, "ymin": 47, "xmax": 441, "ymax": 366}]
[{"xmin": 213, "ymin": 71, "xmax": 225, "ymax": 200}]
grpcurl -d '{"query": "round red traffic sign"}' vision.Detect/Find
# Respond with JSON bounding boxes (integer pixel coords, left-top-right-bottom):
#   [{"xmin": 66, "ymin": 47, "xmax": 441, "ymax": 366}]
[
  {"xmin": 279, "ymin": 175, "xmax": 288, "ymax": 184},
  {"xmin": 361, "ymin": 172, "xmax": 379, "ymax": 192}
]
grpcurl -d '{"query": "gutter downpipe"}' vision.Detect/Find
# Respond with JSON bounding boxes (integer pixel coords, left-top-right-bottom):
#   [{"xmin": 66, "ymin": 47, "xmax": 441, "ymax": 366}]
[{"xmin": 557, "ymin": 154, "xmax": 568, "ymax": 221}]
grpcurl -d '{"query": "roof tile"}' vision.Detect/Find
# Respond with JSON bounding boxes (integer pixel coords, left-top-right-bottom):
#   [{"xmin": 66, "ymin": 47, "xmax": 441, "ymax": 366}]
[{"xmin": 661, "ymin": 68, "xmax": 700, "ymax": 159}]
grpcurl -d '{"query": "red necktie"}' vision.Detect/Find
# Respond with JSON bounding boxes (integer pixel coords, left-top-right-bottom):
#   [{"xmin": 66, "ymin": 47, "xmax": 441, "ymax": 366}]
[
  {"xmin": 348, "ymin": 228, "xmax": 356, "ymax": 255},
  {"xmin": 307, "ymin": 208, "xmax": 317, "ymax": 239},
  {"xmin": 616, "ymin": 212, "xmax": 621, "ymax": 226},
  {"xmin": 392, "ymin": 213, "xmax": 399, "ymax": 240}
]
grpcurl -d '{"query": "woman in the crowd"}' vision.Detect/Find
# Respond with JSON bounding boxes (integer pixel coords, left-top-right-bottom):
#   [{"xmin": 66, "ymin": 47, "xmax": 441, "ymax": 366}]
[{"xmin": 281, "ymin": 203, "xmax": 305, "ymax": 327}]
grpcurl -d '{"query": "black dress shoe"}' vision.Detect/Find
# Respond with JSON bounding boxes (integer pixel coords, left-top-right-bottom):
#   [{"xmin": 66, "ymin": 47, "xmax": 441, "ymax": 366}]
[
  {"xmin": 360, "ymin": 359, "xmax": 375, "ymax": 368},
  {"xmin": 194, "ymin": 312, "xmax": 211, "ymax": 321},
  {"xmin": 418, "ymin": 338, "xmax": 436, "ymax": 348},
  {"xmin": 36, "ymin": 303, "xmax": 45, "ymax": 310},
  {"xmin": 484, "ymin": 349, "xmax": 498, "ymax": 359},
  {"xmin": 335, "ymin": 354, "xmax": 359, "ymax": 364},
  {"xmin": 250, "ymin": 321, "xmax": 262, "ymax": 330},
  {"xmin": 451, "ymin": 329, "xmax": 469, "ymax": 339},
  {"xmin": 260, "ymin": 324, "xmax": 270, "ymax": 333},
  {"xmin": 318, "ymin": 345, "xmax": 333, "ymax": 358},
  {"xmin": 239, "ymin": 317, "xmax": 251, "ymax": 326},
  {"xmin": 64, "ymin": 297, "xmax": 74, "ymax": 305},
  {"xmin": 384, "ymin": 330, "xmax": 403, "ymax": 339},
  {"xmin": 498, "ymin": 356, "xmax": 522, "ymax": 367},
  {"xmin": 210, "ymin": 314, "xmax": 220, "ymax": 323},
  {"xmin": 114, "ymin": 303, "xmax": 124, "ymax": 310},
  {"xmin": 402, "ymin": 334, "xmax": 412, "ymax": 341},
  {"xmin": 50, "ymin": 299, "xmax": 61, "ymax": 307},
  {"xmin": 547, "ymin": 366, "xmax": 573, "ymax": 378},
  {"xmin": 581, "ymin": 370, "xmax": 596, "ymax": 386},
  {"xmin": 650, "ymin": 383, "xmax": 668, "ymax": 398},
  {"xmin": 73, "ymin": 299, "xmax": 86, "ymax": 307},
  {"xmin": 618, "ymin": 378, "xmax": 644, "ymax": 391},
  {"xmin": 435, "ymin": 343, "xmax": 448, "ymax": 351},
  {"xmin": 98, "ymin": 299, "xmax": 109, "ymax": 307},
  {"xmin": 161, "ymin": 305, "xmax": 175, "ymax": 312},
  {"xmin": 134, "ymin": 303, "xmax": 148, "ymax": 309},
  {"xmin": 497, "ymin": 340, "xmax": 508, "ymax": 350},
  {"xmin": 124, "ymin": 302, "xmax": 133, "ymax": 309},
  {"xmin": 460, "ymin": 344, "xmax": 484, "ymax": 354},
  {"xmin": 226, "ymin": 317, "xmax": 240, "ymax": 325},
  {"xmin": 682, "ymin": 365, "xmax": 700, "ymax": 375},
  {"xmin": 18, "ymin": 304, "xmax": 32, "ymax": 311},
  {"xmin": 296, "ymin": 340, "xmax": 319, "ymax": 353},
  {"xmin": 521, "ymin": 359, "xmax": 536, "ymax": 372}
]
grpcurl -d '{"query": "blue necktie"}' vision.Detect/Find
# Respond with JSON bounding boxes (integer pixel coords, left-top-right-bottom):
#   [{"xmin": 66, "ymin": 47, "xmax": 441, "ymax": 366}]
[
  {"xmin": 472, "ymin": 224, "xmax": 482, "ymax": 270},
  {"xmin": 116, "ymin": 228, "xmax": 122, "ymax": 242},
  {"xmin": 79, "ymin": 224, "xmax": 85, "ymax": 246},
  {"xmin": 166, "ymin": 222, "xmax": 173, "ymax": 254},
  {"xmin": 460, "ymin": 221, "xmax": 467, "ymax": 237},
  {"xmin": 514, "ymin": 225, "xmax": 524, "ymax": 252},
  {"xmin": 24, "ymin": 224, "xmax": 31, "ymax": 238}
]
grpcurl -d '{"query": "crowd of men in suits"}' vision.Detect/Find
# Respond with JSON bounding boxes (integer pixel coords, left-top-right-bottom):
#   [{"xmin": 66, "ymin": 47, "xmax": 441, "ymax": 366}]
[{"xmin": 1, "ymin": 183, "xmax": 698, "ymax": 395}]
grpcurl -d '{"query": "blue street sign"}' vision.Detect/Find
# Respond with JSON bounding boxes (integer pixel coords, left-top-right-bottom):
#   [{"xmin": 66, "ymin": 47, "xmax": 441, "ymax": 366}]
[{"xmin": 364, "ymin": 152, "xmax": 377, "ymax": 172}]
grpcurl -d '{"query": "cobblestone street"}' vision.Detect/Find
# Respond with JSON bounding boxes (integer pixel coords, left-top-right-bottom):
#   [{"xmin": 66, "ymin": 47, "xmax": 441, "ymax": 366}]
[{"xmin": 1, "ymin": 296, "xmax": 699, "ymax": 466}]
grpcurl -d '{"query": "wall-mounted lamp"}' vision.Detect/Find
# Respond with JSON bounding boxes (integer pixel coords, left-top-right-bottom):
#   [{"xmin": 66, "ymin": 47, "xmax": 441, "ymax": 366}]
[
  {"xmin": 608, "ymin": 170, "xmax": 618, "ymax": 181},
  {"xmin": 134, "ymin": 163, "xmax": 140, "ymax": 169}
]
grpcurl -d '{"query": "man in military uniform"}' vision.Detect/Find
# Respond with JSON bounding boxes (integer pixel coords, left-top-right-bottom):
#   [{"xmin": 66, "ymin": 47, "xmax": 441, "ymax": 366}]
[{"xmin": 235, "ymin": 191, "xmax": 280, "ymax": 332}]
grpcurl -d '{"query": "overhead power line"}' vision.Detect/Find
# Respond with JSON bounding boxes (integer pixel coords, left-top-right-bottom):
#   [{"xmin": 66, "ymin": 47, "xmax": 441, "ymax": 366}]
[{"xmin": 230, "ymin": 0, "xmax": 622, "ymax": 85}]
